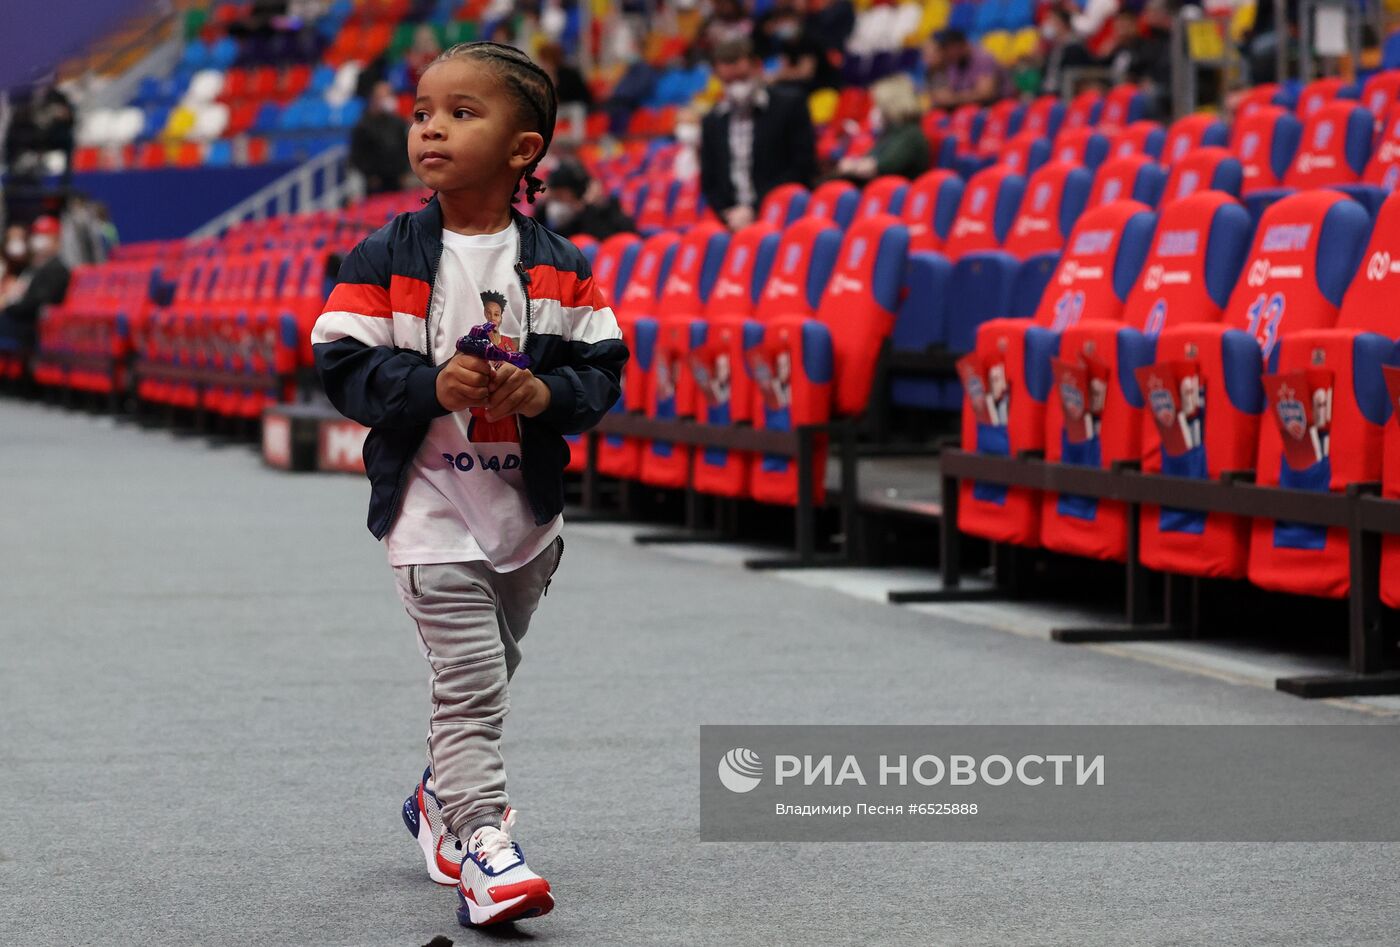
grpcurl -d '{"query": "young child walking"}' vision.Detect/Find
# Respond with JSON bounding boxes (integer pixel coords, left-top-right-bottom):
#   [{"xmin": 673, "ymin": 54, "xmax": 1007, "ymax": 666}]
[{"xmin": 311, "ymin": 42, "xmax": 627, "ymax": 928}]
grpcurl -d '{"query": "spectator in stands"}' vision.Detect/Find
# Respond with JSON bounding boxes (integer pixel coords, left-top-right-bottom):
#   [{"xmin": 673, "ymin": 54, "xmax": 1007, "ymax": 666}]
[
  {"xmin": 536, "ymin": 41, "xmax": 593, "ymax": 108},
  {"xmin": 1, "ymin": 225, "xmax": 29, "ymax": 304},
  {"xmin": 697, "ymin": 0, "xmax": 755, "ymax": 60},
  {"xmin": 1243, "ymin": 0, "xmax": 1297, "ymax": 83},
  {"xmin": 1067, "ymin": 0, "xmax": 1122, "ymax": 56},
  {"xmin": 926, "ymin": 28, "xmax": 1009, "ymax": 108},
  {"xmin": 541, "ymin": 159, "xmax": 637, "ymax": 240},
  {"xmin": 672, "ymin": 107, "xmax": 703, "ymax": 180},
  {"xmin": 0, "ymin": 217, "xmax": 69, "ymax": 351},
  {"xmin": 806, "ymin": 0, "xmax": 855, "ymax": 68},
  {"xmin": 759, "ymin": 0, "xmax": 844, "ymax": 93},
  {"xmin": 349, "ymin": 81, "xmax": 410, "ymax": 195},
  {"xmin": 1103, "ymin": 3, "xmax": 1171, "ymax": 116},
  {"xmin": 603, "ymin": 56, "xmax": 659, "ymax": 137},
  {"xmin": 405, "ymin": 24, "xmax": 443, "ymax": 88},
  {"xmin": 835, "ymin": 73, "xmax": 929, "ymax": 181},
  {"xmin": 1038, "ymin": 6, "xmax": 1096, "ymax": 97},
  {"xmin": 700, "ymin": 37, "xmax": 818, "ymax": 230}
]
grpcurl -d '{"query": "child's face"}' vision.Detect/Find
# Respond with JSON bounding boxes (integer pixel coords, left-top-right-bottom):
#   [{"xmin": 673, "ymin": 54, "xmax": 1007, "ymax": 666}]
[
  {"xmin": 484, "ymin": 301, "xmax": 503, "ymax": 325},
  {"xmin": 411, "ymin": 58, "xmax": 542, "ymax": 195}
]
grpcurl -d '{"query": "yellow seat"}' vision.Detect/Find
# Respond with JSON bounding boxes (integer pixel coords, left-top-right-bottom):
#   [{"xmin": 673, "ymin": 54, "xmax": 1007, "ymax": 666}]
[
  {"xmin": 809, "ymin": 88, "xmax": 839, "ymax": 126},
  {"xmin": 1010, "ymin": 26, "xmax": 1040, "ymax": 62},
  {"xmin": 1229, "ymin": 2, "xmax": 1256, "ymax": 43},
  {"xmin": 162, "ymin": 106, "xmax": 196, "ymax": 141},
  {"xmin": 981, "ymin": 30, "xmax": 1013, "ymax": 65},
  {"xmin": 912, "ymin": 0, "xmax": 950, "ymax": 42}
]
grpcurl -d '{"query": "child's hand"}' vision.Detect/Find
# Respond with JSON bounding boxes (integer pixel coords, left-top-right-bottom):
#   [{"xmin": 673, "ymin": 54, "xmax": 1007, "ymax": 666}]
[
  {"xmin": 436, "ymin": 352, "xmax": 492, "ymax": 411},
  {"xmin": 484, "ymin": 362, "xmax": 551, "ymax": 421}
]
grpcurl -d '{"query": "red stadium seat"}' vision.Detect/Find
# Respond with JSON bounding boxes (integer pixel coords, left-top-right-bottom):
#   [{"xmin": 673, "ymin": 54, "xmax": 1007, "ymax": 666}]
[
  {"xmin": 1361, "ymin": 70, "xmax": 1400, "ymax": 125},
  {"xmin": 639, "ymin": 222, "xmax": 732, "ymax": 487},
  {"xmin": 1162, "ymin": 147, "xmax": 1244, "ymax": 201},
  {"xmin": 1230, "ymin": 106, "xmax": 1302, "ymax": 194},
  {"xmin": 1295, "ymin": 76, "xmax": 1350, "ymax": 119},
  {"xmin": 975, "ymin": 99, "xmax": 1025, "ymax": 158},
  {"xmin": 1097, "ymin": 85, "xmax": 1146, "ymax": 133},
  {"xmin": 1362, "ymin": 103, "xmax": 1400, "ymax": 192},
  {"xmin": 1051, "ymin": 126, "xmax": 1110, "ymax": 168},
  {"xmin": 1042, "ymin": 193, "xmax": 1252, "ymax": 561},
  {"xmin": 747, "ymin": 215, "xmax": 909, "ymax": 505},
  {"xmin": 759, "ymin": 183, "xmax": 809, "ymax": 227},
  {"xmin": 1278, "ymin": 100, "xmax": 1373, "ymax": 189},
  {"xmin": 1062, "ymin": 89, "xmax": 1103, "ymax": 131},
  {"xmin": 900, "ymin": 169, "xmax": 964, "ymax": 253},
  {"xmin": 602, "ymin": 231, "xmax": 680, "ymax": 480},
  {"xmin": 1108, "ymin": 121, "xmax": 1166, "ymax": 161},
  {"xmin": 1141, "ymin": 191, "xmax": 1371, "ymax": 579},
  {"xmin": 855, "ymin": 175, "xmax": 909, "ymax": 220},
  {"xmin": 1001, "ymin": 160, "xmax": 1093, "ymax": 260},
  {"xmin": 943, "ymin": 164, "xmax": 1026, "ymax": 259},
  {"xmin": 1088, "ymin": 155, "xmax": 1167, "ymax": 208},
  {"xmin": 999, "ymin": 129, "xmax": 1052, "ymax": 177},
  {"xmin": 1248, "ymin": 193, "xmax": 1400, "ymax": 599},
  {"xmin": 805, "ymin": 179, "xmax": 860, "ymax": 227},
  {"xmin": 1237, "ymin": 83, "xmax": 1285, "ymax": 117},
  {"xmin": 958, "ymin": 201, "xmax": 1157, "ymax": 547},
  {"xmin": 1161, "ymin": 113, "xmax": 1230, "ymax": 165},
  {"xmin": 1020, "ymin": 95, "xmax": 1065, "ymax": 139}
]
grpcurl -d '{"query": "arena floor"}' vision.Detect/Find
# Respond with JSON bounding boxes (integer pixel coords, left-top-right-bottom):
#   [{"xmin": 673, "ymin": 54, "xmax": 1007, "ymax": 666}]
[{"xmin": 3, "ymin": 398, "xmax": 1398, "ymax": 947}]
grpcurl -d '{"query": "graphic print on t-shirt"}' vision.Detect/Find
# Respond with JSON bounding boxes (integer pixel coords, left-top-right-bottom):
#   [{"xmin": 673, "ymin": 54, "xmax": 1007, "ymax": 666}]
[{"xmin": 466, "ymin": 289, "xmax": 521, "ymax": 444}]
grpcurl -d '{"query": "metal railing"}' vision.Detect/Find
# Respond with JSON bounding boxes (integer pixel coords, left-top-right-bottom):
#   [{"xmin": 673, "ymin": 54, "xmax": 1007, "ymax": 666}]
[{"xmin": 188, "ymin": 143, "xmax": 355, "ymax": 238}]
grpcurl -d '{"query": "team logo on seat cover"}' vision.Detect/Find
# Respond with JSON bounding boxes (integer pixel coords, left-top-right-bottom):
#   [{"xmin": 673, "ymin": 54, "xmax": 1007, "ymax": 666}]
[
  {"xmin": 1313, "ymin": 120, "xmax": 1333, "ymax": 149},
  {"xmin": 1275, "ymin": 384, "xmax": 1308, "ymax": 440}
]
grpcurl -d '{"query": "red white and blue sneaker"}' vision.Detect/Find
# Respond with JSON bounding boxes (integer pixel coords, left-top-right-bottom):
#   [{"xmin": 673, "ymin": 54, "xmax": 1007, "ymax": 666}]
[
  {"xmin": 457, "ymin": 807, "xmax": 554, "ymax": 927},
  {"xmin": 401, "ymin": 767, "xmax": 464, "ymax": 885}
]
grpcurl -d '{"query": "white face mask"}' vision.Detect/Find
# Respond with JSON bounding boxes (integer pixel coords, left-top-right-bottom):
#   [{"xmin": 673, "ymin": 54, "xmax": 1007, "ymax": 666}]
[
  {"xmin": 5, "ymin": 238, "xmax": 25, "ymax": 258},
  {"xmin": 675, "ymin": 123, "xmax": 701, "ymax": 145},
  {"xmin": 29, "ymin": 235, "xmax": 54, "ymax": 257},
  {"xmin": 1041, "ymin": 21, "xmax": 1060, "ymax": 41},
  {"xmin": 545, "ymin": 201, "xmax": 579, "ymax": 229},
  {"xmin": 377, "ymin": 95, "xmax": 399, "ymax": 114},
  {"xmin": 725, "ymin": 80, "xmax": 757, "ymax": 106}
]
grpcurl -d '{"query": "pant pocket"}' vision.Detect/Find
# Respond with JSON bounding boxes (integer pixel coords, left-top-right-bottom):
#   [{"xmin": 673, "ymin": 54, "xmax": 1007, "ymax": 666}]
[{"xmin": 544, "ymin": 535, "xmax": 564, "ymax": 596}]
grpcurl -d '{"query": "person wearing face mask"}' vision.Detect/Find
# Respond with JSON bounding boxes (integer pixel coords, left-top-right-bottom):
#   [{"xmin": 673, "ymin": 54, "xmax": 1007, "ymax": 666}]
[
  {"xmin": 1038, "ymin": 7, "xmax": 1095, "ymax": 97},
  {"xmin": 0, "ymin": 216, "xmax": 69, "ymax": 354},
  {"xmin": 349, "ymin": 80, "xmax": 410, "ymax": 196},
  {"xmin": 672, "ymin": 107, "xmax": 703, "ymax": 181},
  {"xmin": 926, "ymin": 28, "xmax": 1010, "ymax": 109},
  {"xmin": 540, "ymin": 159, "xmax": 636, "ymax": 241},
  {"xmin": 1, "ymin": 224, "xmax": 30, "ymax": 304},
  {"xmin": 700, "ymin": 37, "xmax": 817, "ymax": 231}
]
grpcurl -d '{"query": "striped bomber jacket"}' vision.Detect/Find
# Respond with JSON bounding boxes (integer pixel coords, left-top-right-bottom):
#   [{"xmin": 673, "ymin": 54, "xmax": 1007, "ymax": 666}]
[{"xmin": 311, "ymin": 197, "xmax": 628, "ymax": 539}]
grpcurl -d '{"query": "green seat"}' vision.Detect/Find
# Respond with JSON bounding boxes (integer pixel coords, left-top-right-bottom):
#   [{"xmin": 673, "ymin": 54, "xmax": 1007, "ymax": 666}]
[{"xmin": 442, "ymin": 21, "xmax": 478, "ymax": 46}]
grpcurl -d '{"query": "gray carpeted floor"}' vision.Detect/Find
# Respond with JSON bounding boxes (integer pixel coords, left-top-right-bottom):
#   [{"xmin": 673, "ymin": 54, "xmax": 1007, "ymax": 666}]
[{"xmin": 2, "ymin": 399, "xmax": 1398, "ymax": 947}]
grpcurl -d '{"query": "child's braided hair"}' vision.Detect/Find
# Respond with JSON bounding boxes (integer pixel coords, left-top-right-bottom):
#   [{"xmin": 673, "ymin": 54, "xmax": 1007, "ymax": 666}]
[{"xmin": 426, "ymin": 41, "xmax": 558, "ymax": 204}]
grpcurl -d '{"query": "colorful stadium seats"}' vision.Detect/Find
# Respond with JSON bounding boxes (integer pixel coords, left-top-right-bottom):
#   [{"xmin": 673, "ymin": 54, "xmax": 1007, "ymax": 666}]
[
  {"xmin": 943, "ymin": 164, "xmax": 1026, "ymax": 258},
  {"xmin": 1001, "ymin": 160, "xmax": 1092, "ymax": 259},
  {"xmin": 1231, "ymin": 106, "xmax": 1303, "ymax": 194},
  {"xmin": 1163, "ymin": 147, "xmax": 1244, "ymax": 201},
  {"xmin": 1088, "ymin": 155, "xmax": 1167, "ymax": 208},
  {"xmin": 958, "ymin": 200, "xmax": 1157, "ymax": 546},
  {"xmin": 899, "ymin": 169, "xmax": 964, "ymax": 253},
  {"xmin": 1247, "ymin": 192, "xmax": 1400, "ymax": 598},
  {"xmin": 1042, "ymin": 192, "xmax": 1252, "ymax": 561},
  {"xmin": 1141, "ymin": 191, "xmax": 1371, "ymax": 578},
  {"xmin": 746, "ymin": 215, "xmax": 909, "ymax": 505}
]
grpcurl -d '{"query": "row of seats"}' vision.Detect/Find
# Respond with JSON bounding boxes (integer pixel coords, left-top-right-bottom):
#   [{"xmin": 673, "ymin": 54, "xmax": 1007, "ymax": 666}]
[
  {"xmin": 955, "ymin": 182, "xmax": 1400, "ymax": 609},
  {"xmin": 33, "ymin": 192, "xmax": 422, "ymax": 416}
]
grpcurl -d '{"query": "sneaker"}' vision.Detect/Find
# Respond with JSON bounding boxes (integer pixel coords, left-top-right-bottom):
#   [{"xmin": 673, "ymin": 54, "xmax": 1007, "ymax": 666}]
[
  {"xmin": 401, "ymin": 766, "xmax": 464, "ymax": 886},
  {"xmin": 456, "ymin": 807, "xmax": 554, "ymax": 927}
]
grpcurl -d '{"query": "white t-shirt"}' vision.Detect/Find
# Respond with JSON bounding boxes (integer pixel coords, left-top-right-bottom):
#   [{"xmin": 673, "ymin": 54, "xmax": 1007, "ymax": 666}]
[{"xmin": 386, "ymin": 224, "xmax": 563, "ymax": 570}]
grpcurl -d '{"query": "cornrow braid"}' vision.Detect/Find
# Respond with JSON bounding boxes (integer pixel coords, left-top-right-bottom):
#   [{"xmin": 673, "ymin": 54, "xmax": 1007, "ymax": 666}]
[{"xmin": 427, "ymin": 41, "xmax": 558, "ymax": 204}]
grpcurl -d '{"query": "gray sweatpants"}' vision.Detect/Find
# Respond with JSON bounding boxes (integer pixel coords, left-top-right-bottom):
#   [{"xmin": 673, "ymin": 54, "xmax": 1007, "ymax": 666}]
[{"xmin": 391, "ymin": 536, "xmax": 563, "ymax": 837}]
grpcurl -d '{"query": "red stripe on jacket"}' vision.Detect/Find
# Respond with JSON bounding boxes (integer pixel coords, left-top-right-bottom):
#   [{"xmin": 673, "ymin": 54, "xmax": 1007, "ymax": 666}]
[
  {"xmin": 527, "ymin": 264, "xmax": 610, "ymax": 310},
  {"xmin": 390, "ymin": 274, "xmax": 431, "ymax": 318},
  {"xmin": 324, "ymin": 283, "xmax": 391, "ymax": 319}
]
